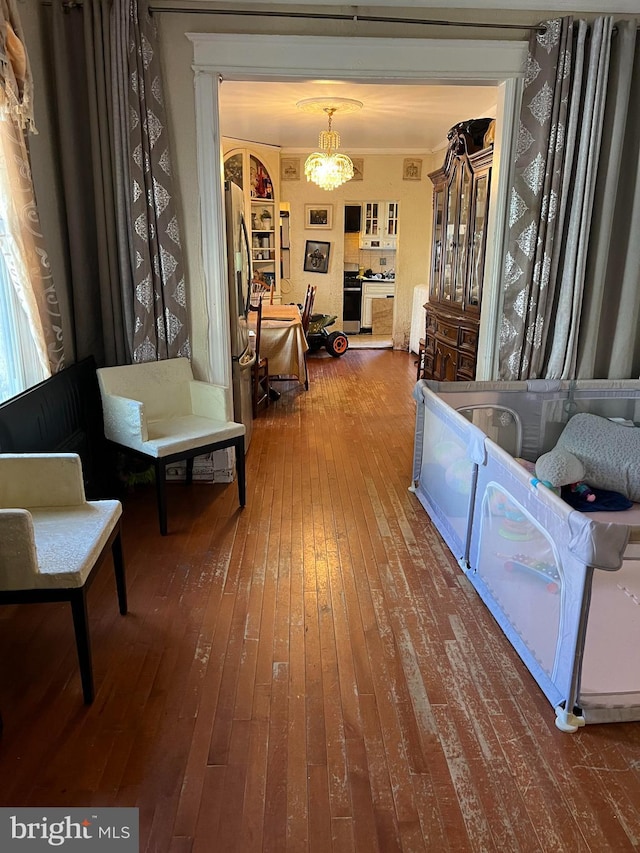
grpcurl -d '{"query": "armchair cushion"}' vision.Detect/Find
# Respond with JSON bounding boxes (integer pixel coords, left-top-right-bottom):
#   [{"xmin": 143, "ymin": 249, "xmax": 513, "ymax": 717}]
[
  {"xmin": 0, "ymin": 452, "xmax": 126, "ymax": 705},
  {"xmin": 0, "ymin": 454, "xmax": 122, "ymax": 591},
  {"xmin": 0, "ymin": 452, "xmax": 87, "ymax": 507},
  {"xmin": 97, "ymin": 358, "xmax": 244, "ymax": 458},
  {"xmin": 97, "ymin": 358, "xmax": 246, "ymax": 535}
]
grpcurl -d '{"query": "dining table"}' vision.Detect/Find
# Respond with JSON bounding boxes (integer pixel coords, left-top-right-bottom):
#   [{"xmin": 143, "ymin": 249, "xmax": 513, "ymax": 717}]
[{"xmin": 256, "ymin": 303, "xmax": 309, "ymax": 384}]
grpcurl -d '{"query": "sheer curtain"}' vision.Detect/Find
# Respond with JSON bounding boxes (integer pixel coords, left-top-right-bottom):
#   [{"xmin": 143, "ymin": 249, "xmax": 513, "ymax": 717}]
[
  {"xmin": 499, "ymin": 16, "xmax": 640, "ymax": 381},
  {"xmin": 0, "ymin": 0, "xmax": 64, "ymax": 400}
]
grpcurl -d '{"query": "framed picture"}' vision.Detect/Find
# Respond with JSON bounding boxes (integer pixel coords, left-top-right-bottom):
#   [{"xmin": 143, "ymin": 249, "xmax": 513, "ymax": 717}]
[
  {"xmin": 304, "ymin": 240, "xmax": 331, "ymax": 274},
  {"xmin": 305, "ymin": 204, "xmax": 333, "ymax": 229},
  {"xmin": 351, "ymin": 158, "xmax": 364, "ymax": 181},
  {"xmin": 281, "ymin": 157, "xmax": 300, "ymax": 181},
  {"xmin": 403, "ymin": 158, "xmax": 422, "ymax": 181}
]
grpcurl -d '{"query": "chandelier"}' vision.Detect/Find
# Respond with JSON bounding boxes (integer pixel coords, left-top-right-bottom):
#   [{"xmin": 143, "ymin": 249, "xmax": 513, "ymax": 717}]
[{"xmin": 297, "ymin": 98, "xmax": 363, "ymax": 191}]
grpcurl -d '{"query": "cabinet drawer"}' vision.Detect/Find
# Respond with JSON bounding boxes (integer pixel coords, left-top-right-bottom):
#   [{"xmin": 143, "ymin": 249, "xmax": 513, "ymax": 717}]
[
  {"xmin": 459, "ymin": 327, "xmax": 478, "ymax": 353},
  {"xmin": 425, "ymin": 312, "xmax": 437, "ymax": 335},
  {"xmin": 435, "ymin": 318, "xmax": 459, "ymax": 347},
  {"xmin": 457, "ymin": 353, "xmax": 476, "ymax": 380}
]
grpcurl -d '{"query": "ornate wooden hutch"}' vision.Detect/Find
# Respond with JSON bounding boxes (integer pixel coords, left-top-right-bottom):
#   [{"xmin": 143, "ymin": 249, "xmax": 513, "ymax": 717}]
[{"xmin": 422, "ymin": 118, "xmax": 494, "ymax": 382}]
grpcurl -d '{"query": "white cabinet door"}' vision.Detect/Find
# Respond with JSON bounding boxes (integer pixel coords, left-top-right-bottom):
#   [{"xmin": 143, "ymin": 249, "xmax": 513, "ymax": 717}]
[
  {"xmin": 362, "ymin": 281, "xmax": 395, "ymax": 328},
  {"xmin": 360, "ymin": 200, "xmax": 398, "ymax": 249}
]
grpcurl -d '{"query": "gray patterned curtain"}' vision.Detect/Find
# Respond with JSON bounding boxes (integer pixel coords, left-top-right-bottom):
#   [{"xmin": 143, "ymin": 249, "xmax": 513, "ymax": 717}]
[
  {"xmin": 112, "ymin": 0, "xmax": 189, "ymax": 363},
  {"xmin": 500, "ymin": 16, "xmax": 640, "ymax": 381},
  {"xmin": 499, "ymin": 19, "xmax": 574, "ymax": 380}
]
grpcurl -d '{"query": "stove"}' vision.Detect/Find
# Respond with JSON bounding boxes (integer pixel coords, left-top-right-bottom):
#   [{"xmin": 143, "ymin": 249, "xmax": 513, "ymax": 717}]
[{"xmin": 343, "ymin": 271, "xmax": 362, "ymax": 334}]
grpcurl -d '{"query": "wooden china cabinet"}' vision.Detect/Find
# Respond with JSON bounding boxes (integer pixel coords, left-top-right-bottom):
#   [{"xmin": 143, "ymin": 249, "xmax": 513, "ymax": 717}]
[{"xmin": 422, "ymin": 118, "xmax": 493, "ymax": 382}]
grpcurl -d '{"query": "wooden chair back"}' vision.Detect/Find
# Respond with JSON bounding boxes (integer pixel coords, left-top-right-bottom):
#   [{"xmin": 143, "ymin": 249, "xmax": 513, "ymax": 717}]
[
  {"xmin": 247, "ymin": 297, "xmax": 269, "ymax": 416},
  {"xmin": 301, "ymin": 284, "xmax": 317, "ymax": 334}
]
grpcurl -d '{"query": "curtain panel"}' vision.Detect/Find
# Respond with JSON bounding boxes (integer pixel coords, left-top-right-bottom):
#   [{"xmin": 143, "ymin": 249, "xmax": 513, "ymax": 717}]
[
  {"xmin": 113, "ymin": 0, "xmax": 190, "ymax": 363},
  {"xmin": 499, "ymin": 19, "xmax": 574, "ymax": 380},
  {"xmin": 575, "ymin": 20, "xmax": 640, "ymax": 379},
  {"xmin": 45, "ymin": 0, "xmax": 189, "ymax": 368},
  {"xmin": 0, "ymin": 0, "xmax": 64, "ymax": 376},
  {"xmin": 49, "ymin": 0, "xmax": 129, "ymax": 367},
  {"xmin": 499, "ymin": 16, "xmax": 640, "ymax": 381}
]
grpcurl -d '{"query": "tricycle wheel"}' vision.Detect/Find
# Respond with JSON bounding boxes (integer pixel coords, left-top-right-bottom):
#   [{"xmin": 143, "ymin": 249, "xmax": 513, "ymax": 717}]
[{"xmin": 326, "ymin": 331, "xmax": 349, "ymax": 357}]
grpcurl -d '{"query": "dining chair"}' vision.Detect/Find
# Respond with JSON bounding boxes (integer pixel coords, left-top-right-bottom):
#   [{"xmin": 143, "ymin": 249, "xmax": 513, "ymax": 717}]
[
  {"xmin": 248, "ymin": 297, "xmax": 270, "ymax": 417},
  {"xmin": 301, "ymin": 284, "xmax": 317, "ymax": 390},
  {"xmin": 0, "ymin": 453, "xmax": 127, "ymax": 705},
  {"xmin": 97, "ymin": 358, "xmax": 246, "ymax": 535},
  {"xmin": 301, "ymin": 284, "xmax": 317, "ymax": 334}
]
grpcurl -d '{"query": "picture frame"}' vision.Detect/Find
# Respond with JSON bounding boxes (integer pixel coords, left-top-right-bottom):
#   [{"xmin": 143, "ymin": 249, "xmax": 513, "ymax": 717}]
[
  {"xmin": 281, "ymin": 157, "xmax": 300, "ymax": 181},
  {"xmin": 403, "ymin": 158, "xmax": 422, "ymax": 181},
  {"xmin": 305, "ymin": 204, "xmax": 333, "ymax": 229},
  {"xmin": 303, "ymin": 240, "xmax": 331, "ymax": 274},
  {"xmin": 351, "ymin": 158, "xmax": 364, "ymax": 181}
]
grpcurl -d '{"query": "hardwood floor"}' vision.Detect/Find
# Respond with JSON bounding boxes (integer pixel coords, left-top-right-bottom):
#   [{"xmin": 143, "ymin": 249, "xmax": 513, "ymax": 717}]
[{"xmin": 2, "ymin": 349, "xmax": 640, "ymax": 851}]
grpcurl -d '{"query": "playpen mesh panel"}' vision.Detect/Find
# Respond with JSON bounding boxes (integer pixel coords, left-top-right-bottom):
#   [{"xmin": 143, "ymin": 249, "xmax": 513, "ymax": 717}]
[
  {"xmin": 476, "ymin": 483, "xmax": 562, "ymax": 678},
  {"xmin": 416, "ymin": 401, "xmax": 475, "ymax": 559}
]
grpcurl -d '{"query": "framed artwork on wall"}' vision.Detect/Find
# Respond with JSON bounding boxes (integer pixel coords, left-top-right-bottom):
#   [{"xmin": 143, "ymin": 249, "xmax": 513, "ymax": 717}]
[
  {"xmin": 305, "ymin": 204, "xmax": 333, "ymax": 229},
  {"xmin": 281, "ymin": 157, "xmax": 300, "ymax": 181},
  {"xmin": 403, "ymin": 158, "xmax": 422, "ymax": 180},
  {"xmin": 304, "ymin": 240, "xmax": 331, "ymax": 274},
  {"xmin": 351, "ymin": 158, "xmax": 364, "ymax": 181}
]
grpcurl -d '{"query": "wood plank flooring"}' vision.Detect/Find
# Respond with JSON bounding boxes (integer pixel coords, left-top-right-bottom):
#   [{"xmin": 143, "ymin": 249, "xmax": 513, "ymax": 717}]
[{"xmin": 2, "ymin": 348, "xmax": 640, "ymax": 851}]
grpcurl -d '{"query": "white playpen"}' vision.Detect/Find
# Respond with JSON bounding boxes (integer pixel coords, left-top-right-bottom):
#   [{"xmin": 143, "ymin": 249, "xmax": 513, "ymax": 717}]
[{"xmin": 412, "ymin": 379, "xmax": 640, "ymax": 731}]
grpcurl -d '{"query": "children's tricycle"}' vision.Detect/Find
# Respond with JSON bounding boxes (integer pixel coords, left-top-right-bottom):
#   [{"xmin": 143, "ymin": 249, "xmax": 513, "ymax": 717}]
[{"xmin": 306, "ymin": 314, "xmax": 349, "ymax": 357}]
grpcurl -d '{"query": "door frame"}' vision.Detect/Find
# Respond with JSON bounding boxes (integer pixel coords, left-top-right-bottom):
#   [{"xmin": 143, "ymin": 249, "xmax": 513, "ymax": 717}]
[{"xmin": 188, "ymin": 33, "xmax": 527, "ymax": 384}]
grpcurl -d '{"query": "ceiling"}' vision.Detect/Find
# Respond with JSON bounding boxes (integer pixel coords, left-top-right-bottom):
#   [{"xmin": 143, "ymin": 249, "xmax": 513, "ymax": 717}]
[{"xmin": 219, "ymin": 80, "xmax": 499, "ymax": 153}]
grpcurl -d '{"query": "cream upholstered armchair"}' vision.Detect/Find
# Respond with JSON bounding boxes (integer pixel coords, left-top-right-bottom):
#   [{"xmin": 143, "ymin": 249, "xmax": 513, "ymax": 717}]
[
  {"xmin": 97, "ymin": 358, "xmax": 246, "ymax": 535},
  {"xmin": 0, "ymin": 453, "xmax": 127, "ymax": 705}
]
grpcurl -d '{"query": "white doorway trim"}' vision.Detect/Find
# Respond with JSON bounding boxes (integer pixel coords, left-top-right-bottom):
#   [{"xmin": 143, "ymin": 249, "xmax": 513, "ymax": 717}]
[{"xmin": 188, "ymin": 33, "xmax": 527, "ymax": 385}]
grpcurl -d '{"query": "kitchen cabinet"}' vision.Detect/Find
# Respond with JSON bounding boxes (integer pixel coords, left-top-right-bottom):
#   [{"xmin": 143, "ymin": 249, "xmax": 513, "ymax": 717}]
[
  {"xmin": 422, "ymin": 118, "xmax": 493, "ymax": 382},
  {"xmin": 360, "ymin": 201, "xmax": 399, "ymax": 249},
  {"xmin": 361, "ymin": 279, "xmax": 395, "ymax": 330},
  {"xmin": 223, "ymin": 146, "xmax": 280, "ymax": 301}
]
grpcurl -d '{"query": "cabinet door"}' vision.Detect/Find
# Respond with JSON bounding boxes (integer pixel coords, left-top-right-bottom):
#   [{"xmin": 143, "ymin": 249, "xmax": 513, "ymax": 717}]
[
  {"xmin": 364, "ymin": 202, "xmax": 380, "ymax": 236},
  {"xmin": 433, "ymin": 341, "xmax": 458, "ymax": 382},
  {"xmin": 430, "ymin": 188, "xmax": 444, "ymax": 302},
  {"xmin": 442, "ymin": 161, "xmax": 460, "ymax": 304},
  {"xmin": 453, "ymin": 163, "xmax": 471, "ymax": 304},
  {"xmin": 384, "ymin": 202, "xmax": 398, "ymax": 237},
  {"xmin": 468, "ymin": 173, "xmax": 489, "ymax": 310}
]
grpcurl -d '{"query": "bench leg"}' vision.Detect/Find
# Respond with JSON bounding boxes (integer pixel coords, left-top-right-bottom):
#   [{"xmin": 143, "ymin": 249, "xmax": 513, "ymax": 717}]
[
  {"xmin": 235, "ymin": 436, "xmax": 246, "ymax": 507},
  {"xmin": 70, "ymin": 588, "xmax": 94, "ymax": 704}
]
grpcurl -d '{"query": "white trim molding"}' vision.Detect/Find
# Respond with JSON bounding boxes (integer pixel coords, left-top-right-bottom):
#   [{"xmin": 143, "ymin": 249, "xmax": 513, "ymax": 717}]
[{"xmin": 189, "ymin": 34, "xmax": 527, "ymax": 82}]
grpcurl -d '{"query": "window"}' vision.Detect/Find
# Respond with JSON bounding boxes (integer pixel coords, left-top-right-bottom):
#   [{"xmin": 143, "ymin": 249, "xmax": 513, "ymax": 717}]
[{"xmin": 0, "ymin": 221, "xmax": 47, "ymax": 403}]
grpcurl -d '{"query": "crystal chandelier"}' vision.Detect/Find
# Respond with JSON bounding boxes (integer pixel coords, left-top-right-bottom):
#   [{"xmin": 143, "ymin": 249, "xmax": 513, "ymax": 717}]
[
  {"xmin": 304, "ymin": 108, "xmax": 353, "ymax": 191},
  {"xmin": 297, "ymin": 98, "xmax": 363, "ymax": 192}
]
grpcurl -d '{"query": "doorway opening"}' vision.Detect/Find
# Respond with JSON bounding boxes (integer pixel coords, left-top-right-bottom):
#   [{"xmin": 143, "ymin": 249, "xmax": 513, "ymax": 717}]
[{"xmin": 189, "ymin": 33, "xmax": 526, "ymax": 386}]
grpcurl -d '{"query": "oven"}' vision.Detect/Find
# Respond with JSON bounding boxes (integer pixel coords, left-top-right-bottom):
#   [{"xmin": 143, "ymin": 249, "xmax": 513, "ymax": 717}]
[{"xmin": 343, "ymin": 271, "xmax": 362, "ymax": 334}]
